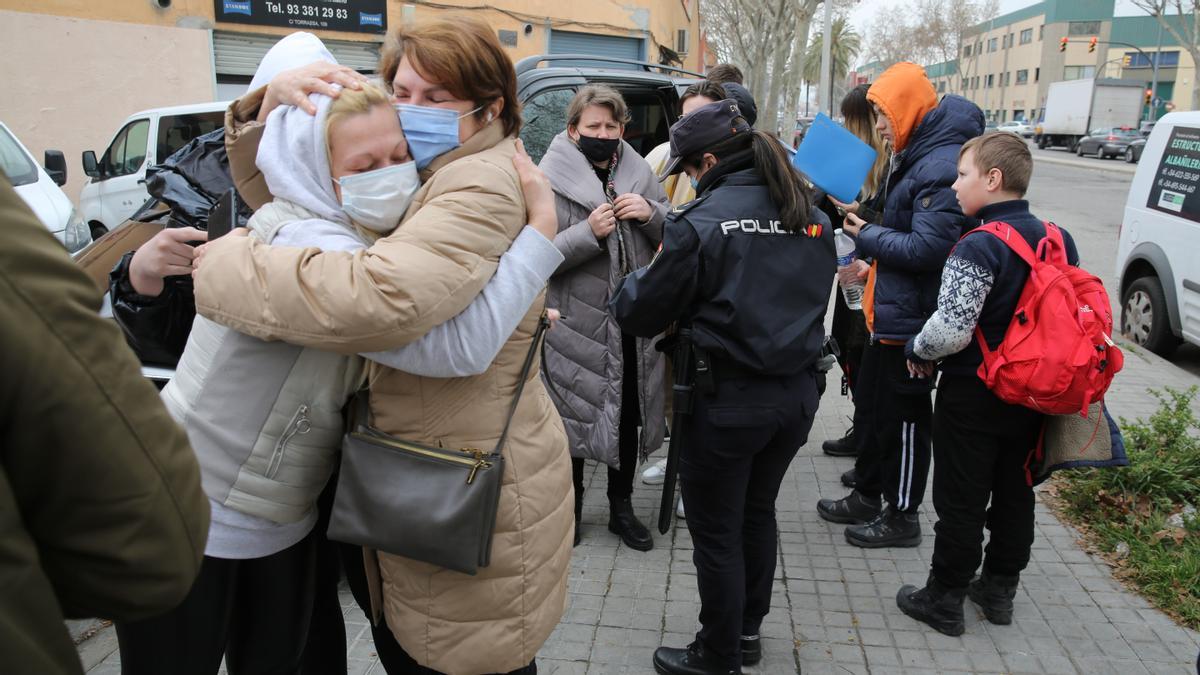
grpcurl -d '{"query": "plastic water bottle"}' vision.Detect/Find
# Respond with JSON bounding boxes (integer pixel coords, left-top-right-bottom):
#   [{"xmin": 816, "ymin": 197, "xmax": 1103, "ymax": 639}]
[{"xmin": 835, "ymin": 228, "xmax": 864, "ymax": 310}]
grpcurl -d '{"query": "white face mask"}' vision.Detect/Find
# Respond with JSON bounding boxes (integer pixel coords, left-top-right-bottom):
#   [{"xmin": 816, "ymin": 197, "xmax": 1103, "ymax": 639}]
[{"xmin": 334, "ymin": 161, "xmax": 420, "ymax": 232}]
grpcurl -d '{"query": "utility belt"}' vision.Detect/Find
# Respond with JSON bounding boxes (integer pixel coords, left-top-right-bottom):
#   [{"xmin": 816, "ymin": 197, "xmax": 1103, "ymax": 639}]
[{"xmin": 691, "ymin": 336, "xmax": 840, "ymax": 394}]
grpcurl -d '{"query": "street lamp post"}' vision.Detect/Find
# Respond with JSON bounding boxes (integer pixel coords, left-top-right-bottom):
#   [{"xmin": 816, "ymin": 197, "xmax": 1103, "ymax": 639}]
[{"xmin": 1150, "ymin": 16, "xmax": 1163, "ymax": 121}]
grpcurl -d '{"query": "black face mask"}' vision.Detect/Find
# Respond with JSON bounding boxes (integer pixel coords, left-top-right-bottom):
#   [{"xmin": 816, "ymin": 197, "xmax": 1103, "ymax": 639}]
[{"xmin": 576, "ymin": 134, "xmax": 620, "ymax": 163}]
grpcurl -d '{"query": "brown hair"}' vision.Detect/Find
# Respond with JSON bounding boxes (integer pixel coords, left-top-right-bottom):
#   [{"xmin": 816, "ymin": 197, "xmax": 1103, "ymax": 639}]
[
  {"xmin": 841, "ymin": 83, "xmax": 889, "ymax": 199},
  {"xmin": 379, "ymin": 15, "xmax": 521, "ymax": 137},
  {"xmin": 959, "ymin": 132, "xmax": 1032, "ymax": 196},
  {"xmin": 680, "ymin": 80, "xmax": 727, "ymax": 110},
  {"xmin": 706, "ymin": 63, "xmax": 744, "ymax": 85},
  {"xmin": 565, "ymin": 85, "xmax": 631, "ymax": 130}
]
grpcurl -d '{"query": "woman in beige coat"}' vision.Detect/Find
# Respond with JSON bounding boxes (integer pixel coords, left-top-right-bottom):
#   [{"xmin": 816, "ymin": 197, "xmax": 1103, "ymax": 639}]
[{"xmin": 191, "ymin": 17, "xmax": 571, "ymax": 675}]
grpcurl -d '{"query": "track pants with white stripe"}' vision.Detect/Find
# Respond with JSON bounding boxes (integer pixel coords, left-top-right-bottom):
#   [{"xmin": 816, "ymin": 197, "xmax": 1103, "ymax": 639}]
[{"xmin": 851, "ymin": 341, "xmax": 932, "ymax": 514}]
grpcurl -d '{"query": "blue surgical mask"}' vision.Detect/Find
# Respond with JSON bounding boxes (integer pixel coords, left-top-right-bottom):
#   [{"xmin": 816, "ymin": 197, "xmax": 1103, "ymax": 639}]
[
  {"xmin": 396, "ymin": 103, "xmax": 486, "ymax": 169},
  {"xmin": 335, "ymin": 161, "xmax": 420, "ymax": 232},
  {"xmin": 689, "ymin": 175, "xmax": 700, "ymax": 191}
]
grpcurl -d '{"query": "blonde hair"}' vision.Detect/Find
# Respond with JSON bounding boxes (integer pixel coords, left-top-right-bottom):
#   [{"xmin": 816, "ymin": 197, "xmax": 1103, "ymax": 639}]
[
  {"xmin": 324, "ymin": 83, "xmax": 395, "ymax": 241},
  {"xmin": 324, "ymin": 83, "xmax": 393, "ymax": 154},
  {"xmin": 841, "ymin": 83, "xmax": 889, "ymax": 200}
]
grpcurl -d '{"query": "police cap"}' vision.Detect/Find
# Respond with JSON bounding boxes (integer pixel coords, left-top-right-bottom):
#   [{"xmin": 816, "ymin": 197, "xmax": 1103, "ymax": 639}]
[{"xmin": 658, "ymin": 98, "xmax": 751, "ymax": 182}]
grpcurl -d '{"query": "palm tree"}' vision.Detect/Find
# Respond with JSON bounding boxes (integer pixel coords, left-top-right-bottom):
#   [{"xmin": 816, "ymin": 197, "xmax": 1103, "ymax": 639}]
[{"xmin": 803, "ymin": 16, "xmax": 863, "ymax": 104}]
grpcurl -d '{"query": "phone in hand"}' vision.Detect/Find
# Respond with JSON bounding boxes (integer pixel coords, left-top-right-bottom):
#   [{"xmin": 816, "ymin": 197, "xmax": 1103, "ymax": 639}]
[{"xmin": 205, "ymin": 188, "xmax": 243, "ymax": 240}]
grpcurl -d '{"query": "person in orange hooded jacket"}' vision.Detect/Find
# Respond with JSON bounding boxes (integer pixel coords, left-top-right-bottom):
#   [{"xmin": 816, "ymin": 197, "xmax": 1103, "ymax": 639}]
[{"xmin": 816, "ymin": 62, "xmax": 984, "ymax": 548}]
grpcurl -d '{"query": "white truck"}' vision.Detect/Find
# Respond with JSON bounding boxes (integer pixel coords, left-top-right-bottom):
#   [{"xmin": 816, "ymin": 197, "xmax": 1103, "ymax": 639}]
[{"xmin": 1035, "ymin": 78, "xmax": 1145, "ymax": 151}]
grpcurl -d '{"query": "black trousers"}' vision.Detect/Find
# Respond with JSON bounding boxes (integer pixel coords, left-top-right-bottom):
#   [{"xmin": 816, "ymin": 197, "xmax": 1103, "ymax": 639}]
[
  {"xmin": 851, "ymin": 341, "xmax": 932, "ymax": 512},
  {"xmin": 829, "ymin": 290, "xmax": 868, "ymax": 397},
  {"xmin": 931, "ymin": 374, "xmax": 1042, "ymax": 589},
  {"xmin": 572, "ymin": 333, "xmax": 640, "ymax": 501},
  {"xmin": 115, "ymin": 530, "xmax": 319, "ymax": 675},
  {"xmin": 679, "ymin": 370, "xmax": 818, "ymax": 669}
]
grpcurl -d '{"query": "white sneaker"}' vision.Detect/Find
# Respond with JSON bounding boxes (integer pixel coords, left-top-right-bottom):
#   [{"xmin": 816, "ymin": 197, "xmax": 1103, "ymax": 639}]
[
  {"xmin": 676, "ymin": 496, "xmax": 685, "ymax": 519},
  {"xmin": 642, "ymin": 457, "xmax": 668, "ymax": 485}
]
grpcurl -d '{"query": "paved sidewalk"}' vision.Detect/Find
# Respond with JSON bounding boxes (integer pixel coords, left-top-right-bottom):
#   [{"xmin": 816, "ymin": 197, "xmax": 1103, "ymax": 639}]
[{"xmin": 80, "ymin": 337, "xmax": 1200, "ymax": 674}]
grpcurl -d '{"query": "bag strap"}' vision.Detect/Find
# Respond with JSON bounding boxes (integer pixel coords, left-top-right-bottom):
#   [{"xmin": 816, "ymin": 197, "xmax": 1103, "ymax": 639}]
[
  {"xmin": 967, "ymin": 221, "xmax": 1039, "ymax": 268},
  {"xmin": 494, "ymin": 312, "xmax": 552, "ymax": 455}
]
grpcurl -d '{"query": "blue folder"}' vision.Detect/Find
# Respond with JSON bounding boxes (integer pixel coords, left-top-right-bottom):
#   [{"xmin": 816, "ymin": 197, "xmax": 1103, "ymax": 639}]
[{"xmin": 791, "ymin": 113, "xmax": 878, "ymax": 204}]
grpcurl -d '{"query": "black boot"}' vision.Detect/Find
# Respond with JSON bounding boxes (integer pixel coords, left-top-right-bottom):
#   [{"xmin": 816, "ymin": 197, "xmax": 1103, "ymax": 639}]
[
  {"xmin": 840, "ymin": 468, "xmax": 858, "ymax": 489},
  {"xmin": 573, "ymin": 486, "xmax": 583, "ymax": 547},
  {"xmin": 817, "ymin": 489, "xmax": 880, "ymax": 524},
  {"xmin": 844, "ymin": 505, "xmax": 921, "ymax": 548},
  {"xmin": 896, "ymin": 574, "xmax": 967, "ymax": 636},
  {"xmin": 821, "ymin": 426, "xmax": 858, "ymax": 457},
  {"xmin": 968, "ymin": 570, "xmax": 1020, "ymax": 625},
  {"xmin": 739, "ymin": 634, "xmax": 761, "ymax": 666},
  {"xmin": 609, "ymin": 496, "xmax": 653, "ymax": 551},
  {"xmin": 653, "ymin": 642, "xmax": 740, "ymax": 675}
]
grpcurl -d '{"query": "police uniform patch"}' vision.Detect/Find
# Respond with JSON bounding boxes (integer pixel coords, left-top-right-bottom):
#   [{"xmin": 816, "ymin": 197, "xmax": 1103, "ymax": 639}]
[
  {"xmin": 804, "ymin": 223, "xmax": 823, "ymax": 238},
  {"xmin": 921, "ymin": 196, "xmax": 931, "ymax": 208}
]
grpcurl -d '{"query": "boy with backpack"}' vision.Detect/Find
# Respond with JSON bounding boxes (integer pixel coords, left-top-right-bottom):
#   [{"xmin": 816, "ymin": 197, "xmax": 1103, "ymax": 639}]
[{"xmin": 896, "ymin": 132, "xmax": 1086, "ymax": 635}]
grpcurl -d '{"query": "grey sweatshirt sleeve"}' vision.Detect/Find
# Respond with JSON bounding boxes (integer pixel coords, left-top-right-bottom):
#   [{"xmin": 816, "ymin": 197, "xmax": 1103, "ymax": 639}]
[
  {"xmin": 272, "ymin": 222, "xmax": 562, "ymax": 377},
  {"xmin": 911, "ymin": 255, "xmax": 995, "ymax": 362}
]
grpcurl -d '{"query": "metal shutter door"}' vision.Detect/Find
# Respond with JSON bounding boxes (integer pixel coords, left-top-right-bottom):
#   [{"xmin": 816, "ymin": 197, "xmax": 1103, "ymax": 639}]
[
  {"xmin": 549, "ymin": 30, "xmax": 644, "ymax": 68},
  {"xmin": 213, "ymin": 32, "xmax": 381, "ymax": 77}
]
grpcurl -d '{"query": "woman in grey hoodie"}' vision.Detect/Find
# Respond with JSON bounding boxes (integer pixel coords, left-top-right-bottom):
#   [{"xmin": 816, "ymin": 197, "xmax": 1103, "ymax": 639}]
[
  {"xmin": 114, "ymin": 83, "xmax": 563, "ymax": 673},
  {"xmin": 539, "ymin": 85, "xmax": 669, "ymax": 550}
]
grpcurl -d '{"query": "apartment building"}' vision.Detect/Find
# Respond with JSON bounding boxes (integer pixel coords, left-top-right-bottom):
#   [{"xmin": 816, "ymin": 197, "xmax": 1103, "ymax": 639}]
[{"xmin": 0, "ymin": 0, "xmax": 702, "ymax": 199}]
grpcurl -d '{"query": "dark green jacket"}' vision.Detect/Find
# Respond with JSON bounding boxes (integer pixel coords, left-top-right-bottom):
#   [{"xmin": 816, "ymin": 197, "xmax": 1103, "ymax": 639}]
[{"xmin": 0, "ymin": 181, "xmax": 209, "ymax": 674}]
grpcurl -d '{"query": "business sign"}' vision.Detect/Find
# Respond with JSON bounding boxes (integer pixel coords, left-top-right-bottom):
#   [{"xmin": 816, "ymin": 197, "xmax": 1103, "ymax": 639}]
[
  {"xmin": 215, "ymin": 1, "xmax": 386, "ymax": 34},
  {"xmin": 1146, "ymin": 125, "xmax": 1200, "ymax": 224}
]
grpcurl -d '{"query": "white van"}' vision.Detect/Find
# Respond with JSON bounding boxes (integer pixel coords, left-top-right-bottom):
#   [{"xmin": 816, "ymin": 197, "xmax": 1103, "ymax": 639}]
[
  {"xmin": 0, "ymin": 120, "xmax": 91, "ymax": 254},
  {"xmin": 1115, "ymin": 110, "xmax": 1200, "ymax": 356},
  {"xmin": 79, "ymin": 101, "xmax": 228, "ymax": 239}
]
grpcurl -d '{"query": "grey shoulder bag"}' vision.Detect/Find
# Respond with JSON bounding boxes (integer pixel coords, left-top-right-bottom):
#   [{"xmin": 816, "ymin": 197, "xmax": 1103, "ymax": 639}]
[{"xmin": 327, "ymin": 314, "xmax": 550, "ymax": 575}]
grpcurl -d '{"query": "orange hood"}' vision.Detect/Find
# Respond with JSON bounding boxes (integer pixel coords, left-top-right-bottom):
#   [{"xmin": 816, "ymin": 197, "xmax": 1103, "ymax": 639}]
[{"xmin": 867, "ymin": 62, "xmax": 938, "ymax": 153}]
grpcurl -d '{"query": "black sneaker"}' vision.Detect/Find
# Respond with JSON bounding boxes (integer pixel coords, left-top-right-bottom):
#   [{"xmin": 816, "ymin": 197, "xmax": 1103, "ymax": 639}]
[
  {"xmin": 817, "ymin": 490, "xmax": 880, "ymax": 524},
  {"xmin": 844, "ymin": 506, "xmax": 921, "ymax": 548},
  {"xmin": 896, "ymin": 575, "xmax": 967, "ymax": 636},
  {"xmin": 821, "ymin": 426, "xmax": 858, "ymax": 457},
  {"xmin": 739, "ymin": 634, "xmax": 761, "ymax": 666},
  {"xmin": 653, "ymin": 642, "xmax": 740, "ymax": 675},
  {"xmin": 840, "ymin": 468, "xmax": 858, "ymax": 489}
]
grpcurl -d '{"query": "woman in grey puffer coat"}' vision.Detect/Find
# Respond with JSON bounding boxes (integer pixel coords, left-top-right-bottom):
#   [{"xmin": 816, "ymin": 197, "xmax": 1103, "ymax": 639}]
[{"xmin": 539, "ymin": 85, "xmax": 669, "ymax": 550}]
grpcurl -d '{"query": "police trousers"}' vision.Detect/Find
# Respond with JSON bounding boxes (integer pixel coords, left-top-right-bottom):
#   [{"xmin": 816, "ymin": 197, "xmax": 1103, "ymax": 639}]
[
  {"xmin": 931, "ymin": 374, "xmax": 1042, "ymax": 588},
  {"xmin": 852, "ymin": 341, "xmax": 932, "ymax": 513},
  {"xmin": 678, "ymin": 369, "xmax": 819, "ymax": 668}
]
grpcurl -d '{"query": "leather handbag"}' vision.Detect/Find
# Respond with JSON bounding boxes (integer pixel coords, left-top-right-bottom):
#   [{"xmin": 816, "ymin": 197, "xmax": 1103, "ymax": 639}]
[{"xmin": 327, "ymin": 314, "xmax": 550, "ymax": 575}]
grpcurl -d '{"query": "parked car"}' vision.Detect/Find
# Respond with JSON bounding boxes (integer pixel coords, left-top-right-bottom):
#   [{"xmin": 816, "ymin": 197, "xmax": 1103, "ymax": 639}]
[
  {"xmin": 1115, "ymin": 110, "xmax": 1200, "ymax": 356},
  {"xmin": 514, "ymin": 55, "xmax": 702, "ymax": 164},
  {"xmin": 997, "ymin": 120, "xmax": 1033, "ymax": 138},
  {"xmin": 1124, "ymin": 137, "xmax": 1146, "ymax": 163},
  {"xmin": 1075, "ymin": 126, "xmax": 1140, "ymax": 159},
  {"xmin": 984, "ymin": 121, "xmax": 1000, "ymax": 133},
  {"xmin": 1139, "ymin": 120, "xmax": 1156, "ymax": 137},
  {"xmin": 79, "ymin": 101, "xmax": 228, "ymax": 240},
  {"xmin": 0, "ymin": 120, "xmax": 91, "ymax": 253}
]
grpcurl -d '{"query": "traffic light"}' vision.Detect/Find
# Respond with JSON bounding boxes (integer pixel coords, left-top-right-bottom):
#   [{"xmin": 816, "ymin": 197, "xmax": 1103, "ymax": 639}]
[
  {"xmin": 1089, "ymin": 37, "xmax": 1098, "ymax": 53},
  {"xmin": 1122, "ymin": 54, "xmax": 1132, "ymax": 67},
  {"xmin": 1146, "ymin": 89, "xmax": 1154, "ymax": 106},
  {"xmin": 1059, "ymin": 37, "xmax": 1068, "ymax": 52}
]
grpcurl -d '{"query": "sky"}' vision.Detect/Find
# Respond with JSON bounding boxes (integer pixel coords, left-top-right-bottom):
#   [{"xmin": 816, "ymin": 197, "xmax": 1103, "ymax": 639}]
[{"xmin": 847, "ymin": 0, "xmax": 1150, "ymax": 67}]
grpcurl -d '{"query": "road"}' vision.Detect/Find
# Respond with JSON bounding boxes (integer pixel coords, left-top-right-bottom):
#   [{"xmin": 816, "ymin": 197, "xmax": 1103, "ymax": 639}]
[{"xmin": 1023, "ymin": 143, "xmax": 1200, "ymax": 378}]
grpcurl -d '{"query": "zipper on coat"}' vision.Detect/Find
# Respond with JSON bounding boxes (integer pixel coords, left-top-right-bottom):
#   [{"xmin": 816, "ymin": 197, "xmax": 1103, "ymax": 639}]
[{"xmin": 267, "ymin": 404, "xmax": 311, "ymax": 479}]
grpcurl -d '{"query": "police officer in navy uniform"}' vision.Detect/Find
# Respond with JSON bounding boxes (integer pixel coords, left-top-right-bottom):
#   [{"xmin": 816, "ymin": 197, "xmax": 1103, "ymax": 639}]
[{"xmin": 610, "ymin": 99, "xmax": 835, "ymax": 674}]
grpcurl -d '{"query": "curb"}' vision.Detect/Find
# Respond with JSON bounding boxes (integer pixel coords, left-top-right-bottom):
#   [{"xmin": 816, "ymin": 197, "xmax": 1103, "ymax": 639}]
[{"xmin": 1032, "ymin": 151, "xmax": 1138, "ymax": 176}]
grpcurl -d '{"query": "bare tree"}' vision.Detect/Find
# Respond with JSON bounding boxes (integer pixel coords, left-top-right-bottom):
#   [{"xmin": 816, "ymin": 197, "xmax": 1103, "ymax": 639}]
[
  {"xmin": 1129, "ymin": 0, "xmax": 1200, "ymax": 109},
  {"xmin": 864, "ymin": 3, "xmax": 920, "ymax": 68}
]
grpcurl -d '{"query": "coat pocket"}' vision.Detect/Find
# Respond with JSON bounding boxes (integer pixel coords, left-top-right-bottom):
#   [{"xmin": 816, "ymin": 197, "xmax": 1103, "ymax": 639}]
[{"xmin": 266, "ymin": 404, "xmax": 312, "ymax": 479}]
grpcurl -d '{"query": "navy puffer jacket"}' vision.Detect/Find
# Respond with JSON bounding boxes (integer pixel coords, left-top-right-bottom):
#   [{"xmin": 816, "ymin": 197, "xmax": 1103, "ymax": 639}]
[{"xmin": 856, "ymin": 94, "xmax": 984, "ymax": 341}]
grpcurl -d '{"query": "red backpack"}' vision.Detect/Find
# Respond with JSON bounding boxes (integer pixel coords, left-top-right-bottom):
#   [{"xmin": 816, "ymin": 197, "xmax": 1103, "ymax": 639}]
[{"xmin": 969, "ymin": 221, "xmax": 1123, "ymax": 416}]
